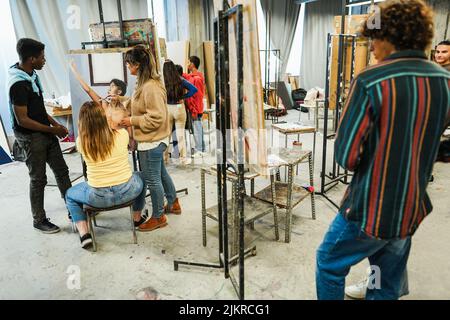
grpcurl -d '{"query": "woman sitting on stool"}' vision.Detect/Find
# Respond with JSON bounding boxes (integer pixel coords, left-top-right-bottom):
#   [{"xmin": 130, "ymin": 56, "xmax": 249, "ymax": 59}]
[{"xmin": 66, "ymin": 102, "xmax": 147, "ymax": 249}]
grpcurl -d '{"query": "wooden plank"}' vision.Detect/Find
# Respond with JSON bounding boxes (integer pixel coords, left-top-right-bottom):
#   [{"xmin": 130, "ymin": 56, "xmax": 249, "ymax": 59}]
[
  {"xmin": 254, "ymin": 183, "xmax": 310, "ymax": 209},
  {"xmin": 166, "ymin": 41, "xmax": 191, "ymax": 73},
  {"xmin": 159, "ymin": 38, "xmax": 167, "ymax": 59},
  {"xmin": 151, "ymin": 23, "xmax": 163, "ymax": 74},
  {"xmin": 51, "ymin": 110, "xmax": 73, "ymax": 117},
  {"xmin": 203, "ymin": 41, "xmax": 215, "ymax": 107},
  {"xmin": 69, "ymin": 48, "xmax": 133, "ymax": 55},
  {"xmin": 228, "ymin": 0, "xmax": 267, "ymax": 176}
]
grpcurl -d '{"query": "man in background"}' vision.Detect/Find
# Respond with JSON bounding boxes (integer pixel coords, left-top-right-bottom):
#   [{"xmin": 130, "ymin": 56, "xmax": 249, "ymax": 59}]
[
  {"xmin": 8, "ymin": 38, "xmax": 72, "ymax": 234},
  {"xmin": 435, "ymin": 40, "xmax": 450, "ymax": 71},
  {"xmin": 184, "ymin": 56, "xmax": 206, "ymax": 157},
  {"xmin": 435, "ymin": 40, "xmax": 450, "ymax": 163}
]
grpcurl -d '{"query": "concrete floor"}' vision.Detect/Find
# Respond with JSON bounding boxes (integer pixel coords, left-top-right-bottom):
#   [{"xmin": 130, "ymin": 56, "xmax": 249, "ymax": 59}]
[{"xmin": 1, "ymin": 110, "xmax": 449, "ymax": 300}]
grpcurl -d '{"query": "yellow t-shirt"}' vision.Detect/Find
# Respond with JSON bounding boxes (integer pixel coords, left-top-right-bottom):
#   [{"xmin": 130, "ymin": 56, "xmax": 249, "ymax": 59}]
[{"xmin": 77, "ymin": 129, "xmax": 132, "ymax": 188}]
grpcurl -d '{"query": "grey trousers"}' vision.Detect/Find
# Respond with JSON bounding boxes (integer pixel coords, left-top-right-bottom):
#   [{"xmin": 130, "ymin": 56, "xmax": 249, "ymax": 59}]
[{"xmin": 14, "ymin": 131, "xmax": 72, "ymax": 224}]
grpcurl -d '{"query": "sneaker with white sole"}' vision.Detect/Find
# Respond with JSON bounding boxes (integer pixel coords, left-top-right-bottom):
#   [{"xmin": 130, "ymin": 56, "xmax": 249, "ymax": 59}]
[
  {"xmin": 345, "ymin": 267, "xmax": 372, "ymax": 299},
  {"xmin": 345, "ymin": 277, "xmax": 368, "ymax": 299},
  {"xmin": 192, "ymin": 152, "xmax": 203, "ymax": 159},
  {"xmin": 134, "ymin": 216, "xmax": 148, "ymax": 229},
  {"xmin": 80, "ymin": 233, "xmax": 93, "ymax": 249}
]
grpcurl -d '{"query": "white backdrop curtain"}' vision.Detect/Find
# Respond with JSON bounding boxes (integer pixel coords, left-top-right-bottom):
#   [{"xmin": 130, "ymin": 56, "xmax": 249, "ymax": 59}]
[
  {"xmin": 8, "ymin": 0, "xmax": 148, "ymax": 98},
  {"xmin": 300, "ymin": 0, "xmax": 341, "ymax": 90},
  {"xmin": 260, "ymin": 0, "xmax": 301, "ymax": 76}
]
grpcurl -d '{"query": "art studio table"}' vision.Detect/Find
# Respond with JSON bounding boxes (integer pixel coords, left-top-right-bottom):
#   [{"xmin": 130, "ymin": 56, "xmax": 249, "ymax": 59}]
[{"xmin": 272, "ymin": 122, "xmax": 317, "ymax": 179}]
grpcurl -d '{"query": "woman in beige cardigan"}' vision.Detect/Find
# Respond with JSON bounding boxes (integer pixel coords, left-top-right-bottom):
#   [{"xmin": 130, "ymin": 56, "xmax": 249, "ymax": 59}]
[{"xmin": 119, "ymin": 46, "xmax": 181, "ymax": 232}]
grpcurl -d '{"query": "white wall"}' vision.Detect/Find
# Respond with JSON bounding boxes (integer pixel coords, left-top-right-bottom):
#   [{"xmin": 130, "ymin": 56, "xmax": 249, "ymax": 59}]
[
  {"xmin": 0, "ymin": 1, "xmax": 18, "ymax": 135},
  {"xmin": 148, "ymin": 0, "xmax": 167, "ymax": 39}
]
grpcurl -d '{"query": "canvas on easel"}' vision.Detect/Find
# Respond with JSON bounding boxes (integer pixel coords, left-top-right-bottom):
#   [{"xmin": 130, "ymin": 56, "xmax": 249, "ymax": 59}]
[{"xmin": 224, "ymin": 0, "xmax": 268, "ymax": 176}]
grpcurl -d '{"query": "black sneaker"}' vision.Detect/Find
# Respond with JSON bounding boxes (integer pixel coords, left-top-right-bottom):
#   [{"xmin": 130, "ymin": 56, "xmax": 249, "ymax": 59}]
[
  {"xmin": 34, "ymin": 218, "xmax": 61, "ymax": 234},
  {"xmin": 134, "ymin": 216, "xmax": 148, "ymax": 229},
  {"xmin": 80, "ymin": 233, "xmax": 93, "ymax": 249}
]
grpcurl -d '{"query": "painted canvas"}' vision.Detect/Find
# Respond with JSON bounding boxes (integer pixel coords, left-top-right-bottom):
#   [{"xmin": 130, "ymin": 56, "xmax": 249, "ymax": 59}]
[{"xmin": 227, "ymin": 0, "xmax": 267, "ymax": 175}]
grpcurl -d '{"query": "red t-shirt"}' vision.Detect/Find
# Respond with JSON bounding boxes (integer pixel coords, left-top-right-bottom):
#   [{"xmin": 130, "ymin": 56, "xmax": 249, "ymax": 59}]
[{"xmin": 183, "ymin": 71, "xmax": 205, "ymax": 118}]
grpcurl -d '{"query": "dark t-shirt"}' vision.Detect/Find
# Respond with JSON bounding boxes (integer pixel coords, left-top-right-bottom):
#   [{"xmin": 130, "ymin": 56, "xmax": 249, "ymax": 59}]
[{"xmin": 9, "ymin": 73, "xmax": 50, "ymax": 134}]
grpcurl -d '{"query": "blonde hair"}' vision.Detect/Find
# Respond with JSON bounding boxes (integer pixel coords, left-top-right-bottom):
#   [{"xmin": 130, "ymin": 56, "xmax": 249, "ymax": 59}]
[{"xmin": 78, "ymin": 101, "xmax": 117, "ymax": 162}]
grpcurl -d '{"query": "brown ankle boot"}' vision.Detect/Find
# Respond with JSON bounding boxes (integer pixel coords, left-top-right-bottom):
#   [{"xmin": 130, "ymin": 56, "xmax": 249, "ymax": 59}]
[
  {"xmin": 165, "ymin": 198, "xmax": 182, "ymax": 215},
  {"xmin": 138, "ymin": 215, "xmax": 168, "ymax": 232}
]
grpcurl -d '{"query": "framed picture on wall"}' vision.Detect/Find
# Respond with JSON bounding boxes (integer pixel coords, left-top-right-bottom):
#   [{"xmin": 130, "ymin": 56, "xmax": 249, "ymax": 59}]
[{"xmin": 88, "ymin": 53, "xmax": 128, "ymax": 86}]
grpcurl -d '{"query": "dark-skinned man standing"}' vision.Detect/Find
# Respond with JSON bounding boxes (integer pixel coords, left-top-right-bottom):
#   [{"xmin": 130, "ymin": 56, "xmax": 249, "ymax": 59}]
[{"xmin": 8, "ymin": 38, "xmax": 72, "ymax": 234}]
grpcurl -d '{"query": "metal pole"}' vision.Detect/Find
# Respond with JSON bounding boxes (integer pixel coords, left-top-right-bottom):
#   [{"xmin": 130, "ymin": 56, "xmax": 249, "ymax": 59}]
[
  {"xmin": 236, "ymin": 4, "xmax": 245, "ymax": 301},
  {"xmin": 267, "ymin": 10, "xmax": 271, "ymax": 106},
  {"xmin": 214, "ymin": 17, "xmax": 225, "ymax": 267},
  {"xmin": 98, "ymin": 0, "xmax": 108, "ymax": 48},
  {"xmin": 321, "ymin": 33, "xmax": 332, "ymax": 195},
  {"xmin": 151, "ymin": 0, "xmax": 155, "ymax": 22},
  {"xmin": 117, "ymin": 0, "xmax": 126, "ymax": 47},
  {"xmin": 221, "ymin": 9, "xmax": 230, "ymax": 278}
]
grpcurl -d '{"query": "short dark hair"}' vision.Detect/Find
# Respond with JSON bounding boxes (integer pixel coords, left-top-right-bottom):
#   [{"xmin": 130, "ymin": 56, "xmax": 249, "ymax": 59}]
[
  {"xmin": 110, "ymin": 79, "xmax": 127, "ymax": 96},
  {"xmin": 175, "ymin": 64, "xmax": 183, "ymax": 76},
  {"xmin": 189, "ymin": 56, "xmax": 201, "ymax": 69},
  {"xmin": 437, "ymin": 40, "xmax": 450, "ymax": 47},
  {"xmin": 362, "ymin": 0, "xmax": 434, "ymax": 51},
  {"xmin": 16, "ymin": 38, "xmax": 45, "ymax": 63}
]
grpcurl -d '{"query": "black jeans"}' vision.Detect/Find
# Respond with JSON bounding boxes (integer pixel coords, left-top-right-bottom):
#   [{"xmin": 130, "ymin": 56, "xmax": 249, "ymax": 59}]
[{"xmin": 14, "ymin": 131, "xmax": 72, "ymax": 224}]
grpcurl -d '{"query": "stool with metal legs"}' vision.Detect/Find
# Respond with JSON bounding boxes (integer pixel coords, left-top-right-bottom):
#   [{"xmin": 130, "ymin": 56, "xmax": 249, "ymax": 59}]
[
  {"xmin": 83, "ymin": 199, "xmax": 138, "ymax": 252},
  {"xmin": 254, "ymin": 148, "xmax": 316, "ymax": 243}
]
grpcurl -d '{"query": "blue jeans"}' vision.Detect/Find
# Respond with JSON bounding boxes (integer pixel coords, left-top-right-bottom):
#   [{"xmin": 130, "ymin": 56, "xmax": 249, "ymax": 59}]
[
  {"xmin": 139, "ymin": 143, "xmax": 177, "ymax": 218},
  {"xmin": 193, "ymin": 115, "xmax": 205, "ymax": 153},
  {"xmin": 316, "ymin": 213, "xmax": 411, "ymax": 300},
  {"xmin": 66, "ymin": 172, "xmax": 146, "ymax": 223}
]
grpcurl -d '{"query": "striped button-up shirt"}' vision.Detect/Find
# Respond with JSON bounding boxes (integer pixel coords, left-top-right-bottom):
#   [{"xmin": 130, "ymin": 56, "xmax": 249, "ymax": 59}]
[{"xmin": 335, "ymin": 50, "xmax": 450, "ymax": 240}]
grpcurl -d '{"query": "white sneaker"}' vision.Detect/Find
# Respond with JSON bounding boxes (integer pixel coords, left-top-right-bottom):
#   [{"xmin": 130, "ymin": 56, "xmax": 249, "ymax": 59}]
[
  {"xmin": 192, "ymin": 152, "xmax": 203, "ymax": 159},
  {"xmin": 345, "ymin": 277, "xmax": 368, "ymax": 299},
  {"xmin": 345, "ymin": 267, "xmax": 371, "ymax": 300},
  {"xmin": 180, "ymin": 157, "xmax": 192, "ymax": 165}
]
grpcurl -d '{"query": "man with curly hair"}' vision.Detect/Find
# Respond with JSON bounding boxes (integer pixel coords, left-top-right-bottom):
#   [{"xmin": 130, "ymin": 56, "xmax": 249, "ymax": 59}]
[{"xmin": 316, "ymin": 0, "xmax": 450, "ymax": 300}]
